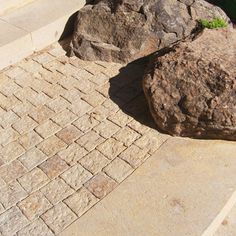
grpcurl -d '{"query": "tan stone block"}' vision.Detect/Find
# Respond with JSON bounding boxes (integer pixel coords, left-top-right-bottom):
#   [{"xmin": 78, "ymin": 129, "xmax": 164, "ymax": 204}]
[
  {"xmin": 40, "ymin": 178, "xmax": 74, "ymax": 205},
  {"xmin": 47, "ymin": 96, "xmax": 71, "ymax": 113},
  {"xmin": 64, "ymin": 187, "xmax": 98, "ymax": 217},
  {"xmin": 33, "ymin": 52, "xmax": 55, "ymax": 65},
  {"xmin": 84, "ymin": 63, "xmax": 106, "ymax": 76},
  {"xmin": 0, "ymin": 78, "xmax": 21, "ymax": 97},
  {"xmin": 85, "ymin": 173, "xmax": 117, "ymax": 199},
  {"xmin": 75, "ymin": 77, "xmax": 96, "ymax": 94},
  {"xmin": 0, "ymin": 110, "xmax": 19, "ymax": 128},
  {"xmin": 135, "ymin": 130, "xmax": 169, "ymax": 154},
  {"xmin": 42, "ymin": 84, "xmax": 67, "ymax": 99},
  {"xmin": 37, "ymin": 136, "xmax": 67, "ymax": 157},
  {"xmin": 69, "ymin": 98, "xmax": 93, "ymax": 118},
  {"xmin": 58, "ymin": 143, "xmax": 88, "ymax": 166},
  {"xmin": 61, "ymin": 164, "xmax": 92, "ymax": 190},
  {"xmin": 73, "ymin": 114, "xmax": 99, "ymax": 133},
  {"xmin": 35, "ymin": 120, "xmax": 61, "ymax": 138},
  {"xmin": 18, "ymin": 191, "xmax": 52, "ymax": 221},
  {"xmin": 103, "ymin": 158, "xmax": 134, "ymax": 183},
  {"xmin": 13, "ymin": 101, "xmax": 35, "ymax": 117},
  {"xmin": 108, "ymin": 110, "xmax": 133, "ymax": 127},
  {"xmin": 113, "ymin": 126, "xmax": 141, "ymax": 146},
  {"xmin": 0, "ymin": 181, "xmax": 27, "ymax": 209},
  {"xmin": 4, "ymin": 66, "xmax": 25, "ymax": 79},
  {"xmin": 96, "ymin": 137, "xmax": 126, "ymax": 160},
  {"xmin": 0, "ymin": 160, "xmax": 26, "ymax": 184},
  {"xmin": 93, "ymin": 119, "xmax": 120, "ymax": 139},
  {"xmin": 17, "ymin": 218, "xmax": 54, "ymax": 236},
  {"xmin": 56, "ymin": 125, "xmax": 82, "ymax": 145},
  {"xmin": 52, "ymin": 109, "xmax": 77, "ymax": 127},
  {"xmin": 41, "ymin": 202, "xmax": 77, "ymax": 234},
  {"xmin": 12, "ymin": 115, "xmax": 38, "ymax": 135},
  {"xmin": 0, "ymin": 206, "xmax": 29, "ymax": 235},
  {"xmin": 60, "ymin": 88, "xmax": 81, "ymax": 102},
  {"xmin": 88, "ymin": 105, "xmax": 112, "ymax": 122},
  {"xmin": 82, "ymin": 91, "xmax": 106, "ymax": 107},
  {"xmin": 0, "ymin": 127, "xmax": 19, "ymax": 146},
  {"xmin": 102, "ymin": 99, "xmax": 120, "ymax": 112},
  {"xmin": 48, "ymin": 46, "xmax": 66, "ymax": 57},
  {"xmin": 0, "ymin": 94, "xmax": 21, "ymax": 111},
  {"xmin": 19, "ymin": 60, "xmax": 42, "ymax": 73},
  {"xmin": 19, "ymin": 148, "xmax": 47, "ymax": 170},
  {"xmin": 14, "ymin": 86, "xmax": 38, "ymax": 102},
  {"xmin": 18, "ymin": 131, "xmax": 43, "ymax": 150},
  {"xmin": 127, "ymin": 119, "xmax": 150, "ymax": 135},
  {"xmin": 39, "ymin": 155, "xmax": 69, "ymax": 179},
  {"xmin": 119, "ymin": 145, "xmax": 149, "ymax": 168},
  {"xmin": 18, "ymin": 168, "xmax": 49, "ymax": 193},
  {"xmin": 76, "ymin": 130, "xmax": 105, "ymax": 152},
  {"xmin": 30, "ymin": 105, "xmax": 55, "ymax": 124},
  {"xmin": 79, "ymin": 150, "xmax": 110, "ymax": 174},
  {"xmin": 0, "ymin": 141, "xmax": 25, "ymax": 163}
]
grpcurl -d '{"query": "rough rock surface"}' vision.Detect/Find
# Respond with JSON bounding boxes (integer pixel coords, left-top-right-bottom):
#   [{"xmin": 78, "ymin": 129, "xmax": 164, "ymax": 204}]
[
  {"xmin": 143, "ymin": 28, "xmax": 236, "ymax": 140},
  {"xmin": 70, "ymin": 0, "xmax": 229, "ymax": 63}
]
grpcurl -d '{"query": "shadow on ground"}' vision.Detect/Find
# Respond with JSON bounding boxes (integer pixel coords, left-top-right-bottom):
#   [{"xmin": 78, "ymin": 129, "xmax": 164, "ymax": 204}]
[{"xmin": 108, "ymin": 56, "xmax": 159, "ymax": 131}]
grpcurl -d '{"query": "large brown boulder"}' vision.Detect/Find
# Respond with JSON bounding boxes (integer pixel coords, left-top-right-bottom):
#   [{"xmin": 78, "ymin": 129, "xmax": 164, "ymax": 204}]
[
  {"xmin": 70, "ymin": 0, "xmax": 229, "ymax": 63},
  {"xmin": 143, "ymin": 28, "xmax": 236, "ymax": 140}
]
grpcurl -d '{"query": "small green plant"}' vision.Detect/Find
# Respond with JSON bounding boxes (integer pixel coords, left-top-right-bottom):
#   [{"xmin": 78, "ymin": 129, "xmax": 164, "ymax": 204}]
[{"xmin": 199, "ymin": 17, "xmax": 228, "ymax": 29}]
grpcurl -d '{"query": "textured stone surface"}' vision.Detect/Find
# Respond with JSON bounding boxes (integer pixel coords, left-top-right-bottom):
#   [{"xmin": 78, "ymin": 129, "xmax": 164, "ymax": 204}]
[
  {"xmin": 18, "ymin": 191, "xmax": 52, "ymax": 220},
  {"xmin": 40, "ymin": 178, "xmax": 74, "ymax": 205},
  {"xmin": 61, "ymin": 164, "xmax": 92, "ymax": 190},
  {"xmin": 85, "ymin": 173, "xmax": 117, "ymax": 199},
  {"xmin": 41, "ymin": 202, "xmax": 77, "ymax": 234},
  {"xmin": 64, "ymin": 187, "xmax": 98, "ymax": 217},
  {"xmin": 143, "ymin": 28, "xmax": 236, "ymax": 140},
  {"xmin": 70, "ymin": 0, "xmax": 229, "ymax": 63}
]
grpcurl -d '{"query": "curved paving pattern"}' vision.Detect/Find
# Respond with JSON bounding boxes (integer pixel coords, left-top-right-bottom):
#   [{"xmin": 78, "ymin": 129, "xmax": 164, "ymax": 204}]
[{"xmin": 0, "ymin": 41, "xmax": 169, "ymax": 235}]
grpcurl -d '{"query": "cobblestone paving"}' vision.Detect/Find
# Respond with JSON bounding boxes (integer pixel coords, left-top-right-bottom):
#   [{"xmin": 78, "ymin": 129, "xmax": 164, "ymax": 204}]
[{"xmin": 0, "ymin": 41, "xmax": 170, "ymax": 235}]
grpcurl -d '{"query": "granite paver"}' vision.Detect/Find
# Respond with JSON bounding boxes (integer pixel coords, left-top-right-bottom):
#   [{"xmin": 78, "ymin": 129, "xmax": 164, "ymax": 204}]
[{"xmin": 0, "ymin": 41, "xmax": 169, "ymax": 235}]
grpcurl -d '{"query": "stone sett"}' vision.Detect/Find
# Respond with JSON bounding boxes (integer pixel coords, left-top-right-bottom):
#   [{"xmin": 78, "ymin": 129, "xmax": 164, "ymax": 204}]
[
  {"xmin": 56, "ymin": 125, "xmax": 83, "ymax": 145},
  {"xmin": 73, "ymin": 114, "xmax": 100, "ymax": 133},
  {"xmin": 18, "ymin": 130, "xmax": 43, "ymax": 150},
  {"xmin": 41, "ymin": 202, "xmax": 77, "ymax": 234},
  {"xmin": 113, "ymin": 126, "xmax": 141, "ymax": 147},
  {"xmin": 19, "ymin": 148, "xmax": 47, "ymax": 171},
  {"xmin": 47, "ymin": 96, "xmax": 71, "ymax": 113},
  {"xmin": 12, "ymin": 115, "xmax": 38, "ymax": 135},
  {"xmin": 64, "ymin": 187, "xmax": 98, "ymax": 217},
  {"xmin": 51, "ymin": 109, "xmax": 77, "ymax": 127},
  {"xmin": 103, "ymin": 158, "xmax": 134, "ymax": 183},
  {"xmin": 17, "ymin": 218, "xmax": 54, "ymax": 236},
  {"xmin": 93, "ymin": 119, "xmax": 120, "ymax": 139},
  {"xmin": 0, "ymin": 141, "xmax": 25, "ymax": 163},
  {"xmin": 35, "ymin": 119, "xmax": 61, "ymax": 139},
  {"xmin": 0, "ymin": 181, "xmax": 27, "ymax": 209},
  {"xmin": 58, "ymin": 143, "xmax": 88, "ymax": 166},
  {"xmin": 79, "ymin": 150, "xmax": 110, "ymax": 174},
  {"xmin": 18, "ymin": 168, "xmax": 49, "ymax": 193},
  {"xmin": 0, "ymin": 206, "xmax": 29, "ymax": 235},
  {"xmin": 18, "ymin": 191, "xmax": 52, "ymax": 221},
  {"xmin": 0, "ymin": 127, "xmax": 19, "ymax": 146},
  {"xmin": 76, "ymin": 130, "xmax": 105, "ymax": 152},
  {"xmin": 61, "ymin": 163, "xmax": 92, "ymax": 190},
  {"xmin": 85, "ymin": 173, "xmax": 117, "ymax": 199},
  {"xmin": 37, "ymin": 135, "xmax": 67, "ymax": 157},
  {"xmin": 39, "ymin": 155, "xmax": 69, "ymax": 179},
  {"xmin": 0, "ymin": 160, "xmax": 26, "ymax": 184},
  {"xmin": 30, "ymin": 105, "xmax": 55, "ymax": 124},
  {"xmin": 40, "ymin": 178, "xmax": 74, "ymax": 205}
]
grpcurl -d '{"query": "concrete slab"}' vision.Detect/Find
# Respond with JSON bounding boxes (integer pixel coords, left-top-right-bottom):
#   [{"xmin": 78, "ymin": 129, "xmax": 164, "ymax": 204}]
[
  {"xmin": 0, "ymin": 19, "xmax": 32, "ymax": 70},
  {"xmin": 59, "ymin": 138, "xmax": 236, "ymax": 236},
  {"xmin": 214, "ymin": 202, "xmax": 236, "ymax": 236},
  {"xmin": 0, "ymin": 0, "xmax": 85, "ymax": 70}
]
